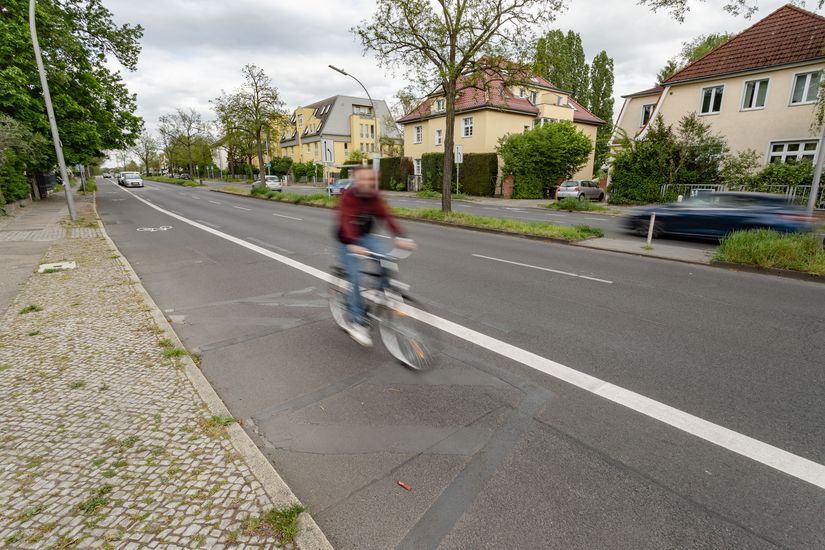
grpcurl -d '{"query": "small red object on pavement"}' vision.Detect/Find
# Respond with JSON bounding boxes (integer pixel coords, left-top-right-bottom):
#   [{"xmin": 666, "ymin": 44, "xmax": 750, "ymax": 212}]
[{"xmin": 397, "ymin": 480, "xmax": 412, "ymax": 491}]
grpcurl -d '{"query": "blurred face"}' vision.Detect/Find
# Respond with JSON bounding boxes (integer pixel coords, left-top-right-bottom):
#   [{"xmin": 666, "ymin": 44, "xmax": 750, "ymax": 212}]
[{"xmin": 354, "ymin": 169, "xmax": 378, "ymax": 196}]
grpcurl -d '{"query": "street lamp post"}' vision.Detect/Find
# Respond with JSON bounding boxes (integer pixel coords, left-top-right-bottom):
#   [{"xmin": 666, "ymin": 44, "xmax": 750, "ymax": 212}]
[
  {"xmin": 29, "ymin": 0, "xmax": 76, "ymax": 220},
  {"xmin": 329, "ymin": 65, "xmax": 380, "ymax": 175}
]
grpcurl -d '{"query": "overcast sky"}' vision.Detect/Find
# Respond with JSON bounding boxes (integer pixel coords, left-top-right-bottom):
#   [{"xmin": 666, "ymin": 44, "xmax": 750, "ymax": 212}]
[{"xmin": 105, "ymin": 0, "xmax": 816, "ymax": 141}]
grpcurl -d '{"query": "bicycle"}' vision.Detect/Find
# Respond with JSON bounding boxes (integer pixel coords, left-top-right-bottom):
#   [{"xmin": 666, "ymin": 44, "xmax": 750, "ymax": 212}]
[{"xmin": 328, "ymin": 247, "xmax": 437, "ymax": 370}]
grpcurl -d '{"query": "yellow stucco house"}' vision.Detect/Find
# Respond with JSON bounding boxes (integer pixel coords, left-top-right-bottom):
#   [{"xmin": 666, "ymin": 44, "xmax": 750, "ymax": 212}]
[
  {"xmin": 614, "ymin": 4, "xmax": 825, "ymax": 166},
  {"xmin": 398, "ymin": 73, "xmax": 605, "ymax": 184},
  {"xmin": 278, "ymin": 95, "xmax": 401, "ymax": 170}
]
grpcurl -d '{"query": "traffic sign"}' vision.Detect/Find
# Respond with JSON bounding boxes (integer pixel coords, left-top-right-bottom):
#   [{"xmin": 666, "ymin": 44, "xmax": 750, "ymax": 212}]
[
  {"xmin": 321, "ymin": 139, "xmax": 335, "ymax": 164},
  {"xmin": 454, "ymin": 144, "xmax": 464, "ymax": 164}
]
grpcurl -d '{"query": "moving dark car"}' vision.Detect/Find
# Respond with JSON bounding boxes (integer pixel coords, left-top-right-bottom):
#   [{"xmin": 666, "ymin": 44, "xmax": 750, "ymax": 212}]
[{"xmin": 623, "ymin": 192, "xmax": 817, "ymax": 239}]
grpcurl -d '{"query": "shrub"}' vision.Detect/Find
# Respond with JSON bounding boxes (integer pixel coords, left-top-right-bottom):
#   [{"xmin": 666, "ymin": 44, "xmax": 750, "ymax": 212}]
[
  {"xmin": 498, "ymin": 121, "xmax": 592, "ymax": 199},
  {"xmin": 379, "ymin": 157, "xmax": 413, "ymax": 190},
  {"xmin": 751, "ymin": 160, "xmax": 813, "ymax": 191},
  {"xmin": 419, "ymin": 152, "xmax": 497, "ymax": 196}
]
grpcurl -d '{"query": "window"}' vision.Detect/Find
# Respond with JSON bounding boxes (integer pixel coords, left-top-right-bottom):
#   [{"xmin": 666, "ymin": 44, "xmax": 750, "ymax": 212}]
[
  {"xmin": 518, "ymin": 88, "xmax": 526, "ymax": 98},
  {"xmin": 791, "ymin": 71, "xmax": 821, "ymax": 105},
  {"xmin": 700, "ymin": 85, "xmax": 724, "ymax": 114},
  {"xmin": 529, "ymin": 91, "xmax": 538, "ymax": 104},
  {"xmin": 742, "ymin": 79, "xmax": 769, "ymax": 110},
  {"xmin": 641, "ymin": 104, "xmax": 655, "ymax": 126},
  {"xmin": 435, "ymin": 98, "xmax": 445, "ymax": 112},
  {"xmin": 353, "ymin": 105, "xmax": 372, "ymax": 115},
  {"xmin": 359, "ymin": 124, "xmax": 364, "ymax": 139},
  {"xmin": 413, "ymin": 159, "xmax": 422, "ymax": 175},
  {"xmin": 297, "ymin": 115, "xmax": 303, "ymax": 128},
  {"xmin": 462, "ymin": 117, "xmax": 473, "ymax": 137},
  {"xmin": 314, "ymin": 142, "xmax": 319, "ymax": 157},
  {"xmin": 435, "ymin": 129, "xmax": 443, "ymax": 145},
  {"xmin": 344, "ymin": 142, "xmax": 348, "ymax": 151},
  {"xmin": 414, "ymin": 126, "xmax": 423, "ymax": 144},
  {"xmin": 370, "ymin": 125, "xmax": 375, "ymax": 139},
  {"xmin": 768, "ymin": 140, "xmax": 818, "ymax": 164}
]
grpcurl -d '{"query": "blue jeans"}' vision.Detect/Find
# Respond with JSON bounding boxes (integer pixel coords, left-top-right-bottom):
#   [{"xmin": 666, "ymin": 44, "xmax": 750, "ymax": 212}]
[{"xmin": 339, "ymin": 234, "xmax": 389, "ymax": 325}]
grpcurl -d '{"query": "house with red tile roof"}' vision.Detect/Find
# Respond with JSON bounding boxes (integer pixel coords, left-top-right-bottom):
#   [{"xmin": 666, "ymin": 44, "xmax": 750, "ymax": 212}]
[
  {"xmin": 398, "ymin": 72, "xmax": 605, "ymax": 185},
  {"xmin": 613, "ymin": 4, "xmax": 825, "ymax": 166}
]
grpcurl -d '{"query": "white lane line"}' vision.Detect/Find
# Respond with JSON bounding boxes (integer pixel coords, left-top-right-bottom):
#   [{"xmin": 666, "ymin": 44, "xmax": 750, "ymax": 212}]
[
  {"xmin": 208, "ymin": 200, "xmax": 222, "ymax": 205},
  {"xmin": 192, "ymin": 196, "xmax": 201, "ymax": 200},
  {"xmin": 115, "ymin": 184, "xmax": 825, "ymax": 491},
  {"xmin": 473, "ymin": 253, "xmax": 613, "ymax": 284},
  {"xmin": 195, "ymin": 219, "xmax": 221, "ymax": 229},
  {"xmin": 272, "ymin": 213, "xmax": 303, "ymax": 221},
  {"xmin": 234, "ymin": 206, "xmax": 252, "ymax": 211}
]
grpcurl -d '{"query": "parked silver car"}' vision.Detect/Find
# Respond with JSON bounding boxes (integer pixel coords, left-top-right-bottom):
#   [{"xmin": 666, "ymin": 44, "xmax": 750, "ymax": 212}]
[
  {"xmin": 264, "ymin": 175, "xmax": 283, "ymax": 191},
  {"xmin": 556, "ymin": 180, "xmax": 605, "ymax": 202}
]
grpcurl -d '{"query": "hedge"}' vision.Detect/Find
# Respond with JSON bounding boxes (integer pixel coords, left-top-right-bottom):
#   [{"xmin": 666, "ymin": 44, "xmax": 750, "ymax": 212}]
[
  {"xmin": 420, "ymin": 152, "xmax": 498, "ymax": 196},
  {"xmin": 379, "ymin": 157, "xmax": 413, "ymax": 191}
]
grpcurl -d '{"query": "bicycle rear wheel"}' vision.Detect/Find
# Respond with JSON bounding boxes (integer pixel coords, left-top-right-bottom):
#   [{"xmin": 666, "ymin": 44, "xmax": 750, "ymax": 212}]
[
  {"xmin": 328, "ymin": 268, "xmax": 349, "ymax": 331},
  {"xmin": 377, "ymin": 295, "xmax": 437, "ymax": 370}
]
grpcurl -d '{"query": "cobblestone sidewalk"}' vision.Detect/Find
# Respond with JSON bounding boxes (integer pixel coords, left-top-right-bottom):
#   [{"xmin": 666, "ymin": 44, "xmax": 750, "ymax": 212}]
[{"xmin": 0, "ymin": 197, "xmax": 328, "ymax": 549}]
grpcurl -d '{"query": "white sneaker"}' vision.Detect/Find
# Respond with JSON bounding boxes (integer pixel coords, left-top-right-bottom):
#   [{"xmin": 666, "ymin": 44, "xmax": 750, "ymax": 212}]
[{"xmin": 346, "ymin": 321, "xmax": 373, "ymax": 347}]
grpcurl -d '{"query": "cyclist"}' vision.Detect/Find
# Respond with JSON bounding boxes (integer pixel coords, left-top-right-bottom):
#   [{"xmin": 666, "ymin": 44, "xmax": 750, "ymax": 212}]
[{"xmin": 337, "ymin": 166, "xmax": 415, "ymax": 347}]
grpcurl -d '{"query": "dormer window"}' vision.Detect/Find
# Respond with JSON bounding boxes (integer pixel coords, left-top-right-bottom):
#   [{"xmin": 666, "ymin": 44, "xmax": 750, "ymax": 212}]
[
  {"xmin": 529, "ymin": 91, "xmax": 538, "ymax": 104},
  {"xmin": 435, "ymin": 98, "xmax": 445, "ymax": 112}
]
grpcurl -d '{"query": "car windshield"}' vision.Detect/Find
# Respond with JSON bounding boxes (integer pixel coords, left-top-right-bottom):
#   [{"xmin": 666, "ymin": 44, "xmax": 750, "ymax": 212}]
[
  {"xmin": 123, "ymin": 172, "xmax": 139, "ymax": 178},
  {"xmin": 560, "ymin": 181, "xmax": 578, "ymax": 187},
  {"xmin": 266, "ymin": 176, "xmax": 278, "ymax": 181}
]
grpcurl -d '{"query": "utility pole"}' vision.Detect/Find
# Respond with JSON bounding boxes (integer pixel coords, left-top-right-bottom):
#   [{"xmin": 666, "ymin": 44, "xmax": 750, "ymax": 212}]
[{"xmin": 29, "ymin": 0, "xmax": 75, "ymax": 220}]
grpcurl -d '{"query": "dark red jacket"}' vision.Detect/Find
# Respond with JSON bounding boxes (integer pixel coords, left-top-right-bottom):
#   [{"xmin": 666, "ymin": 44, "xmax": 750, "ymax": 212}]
[{"xmin": 337, "ymin": 189, "xmax": 404, "ymax": 244}]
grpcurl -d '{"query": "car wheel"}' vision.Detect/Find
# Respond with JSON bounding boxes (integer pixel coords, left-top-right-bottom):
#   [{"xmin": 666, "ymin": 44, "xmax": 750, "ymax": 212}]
[
  {"xmin": 598, "ymin": 193, "xmax": 605, "ymax": 202},
  {"xmin": 578, "ymin": 193, "xmax": 586, "ymax": 201}
]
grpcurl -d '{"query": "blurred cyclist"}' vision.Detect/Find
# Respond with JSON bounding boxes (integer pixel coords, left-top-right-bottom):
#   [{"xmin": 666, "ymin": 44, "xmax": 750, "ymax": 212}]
[{"xmin": 337, "ymin": 166, "xmax": 415, "ymax": 346}]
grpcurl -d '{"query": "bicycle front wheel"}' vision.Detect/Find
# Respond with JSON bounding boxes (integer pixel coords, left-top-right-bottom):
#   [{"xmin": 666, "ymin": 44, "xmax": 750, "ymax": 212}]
[{"xmin": 377, "ymin": 295, "xmax": 437, "ymax": 370}]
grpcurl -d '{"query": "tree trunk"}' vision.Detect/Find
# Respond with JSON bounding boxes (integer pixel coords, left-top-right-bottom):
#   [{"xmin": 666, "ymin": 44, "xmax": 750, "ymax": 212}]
[
  {"xmin": 186, "ymin": 137, "xmax": 194, "ymax": 176},
  {"xmin": 441, "ymin": 81, "xmax": 457, "ymax": 213},
  {"xmin": 256, "ymin": 129, "xmax": 266, "ymax": 188}
]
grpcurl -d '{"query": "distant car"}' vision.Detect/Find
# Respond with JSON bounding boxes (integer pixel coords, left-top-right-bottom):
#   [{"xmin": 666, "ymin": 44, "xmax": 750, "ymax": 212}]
[
  {"xmin": 623, "ymin": 192, "xmax": 817, "ymax": 239},
  {"xmin": 177, "ymin": 172, "xmax": 191, "ymax": 180},
  {"xmin": 327, "ymin": 179, "xmax": 353, "ymax": 197},
  {"xmin": 102, "ymin": 172, "xmax": 113, "ymax": 179},
  {"xmin": 121, "ymin": 171, "xmax": 143, "ymax": 188},
  {"xmin": 264, "ymin": 175, "xmax": 283, "ymax": 191},
  {"xmin": 556, "ymin": 180, "xmax": 605, "ymax": 202}
]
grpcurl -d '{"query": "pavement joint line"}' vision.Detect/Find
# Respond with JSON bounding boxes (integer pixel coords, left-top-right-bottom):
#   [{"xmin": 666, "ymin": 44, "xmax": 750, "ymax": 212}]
[
  {"xmin": 234, "ymin": 205, "xmax": 252, "ymax": 211},
  {"xmin": 96, "ymin": 195, "xmax": 333, "ymax": 549},
  {"xmin": 115, "ymin": 183, "xmax": 825, "ymax": 492},
  {"xmin": 472, "ymin": 253, "xmax": 614, "ymax": 284}
]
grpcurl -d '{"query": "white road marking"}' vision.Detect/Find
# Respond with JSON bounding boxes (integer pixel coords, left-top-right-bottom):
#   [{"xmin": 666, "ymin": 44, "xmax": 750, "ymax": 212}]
[
  {"xmin": 272, "ymin": 213, "xmax": 303, "ymax": 221},
  {"xmin": 195, "ymin": 219, "xmax": 221, "ymax": 229},
  {"xmin": 473, "ymin": 253, "xmax": 613, "ymax": 284},
  {"xmin": 114, "ymin": 184, "xmax": 825, "ymax": 491},
  {"xmin": 234, "ymin": 206, "xmax": 252, "ymax": 211},
  {"xmin": 247, "ymin": 237, "xmax": 294, "ymax": 255},
  {"xmin": 209, "ymin": 200, "xmax": 222, "ymax": 205}
]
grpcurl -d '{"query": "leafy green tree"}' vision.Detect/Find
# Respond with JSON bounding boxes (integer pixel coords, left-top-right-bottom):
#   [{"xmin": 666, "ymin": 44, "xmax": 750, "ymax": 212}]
[
  {"xmin": 534, "ymin": 30, "xmax": 590, "ymax": 103},
  {"xmin": 354, "ymin": 0, "xmax": 562, "ymax": 212},
  {"xmin": 589, "ymin": 51, "xmax": 614, "ymax": 172},
  {"xmin": 720, "ymin": 149, "xmax": 761, "ymax": 190},
  {"xmin": 269, "ymin": 156, "xmax": 293, "ymax": 177},
  {"xmin": 658, "ymin": 33, "xmax": 735, "ymax": 82},
  {"xmin": 0, "ymin": 114, "xmax": 47, "ymax": 204},
  {"xmin": 639, "ymin": 0, "xmax": 759, "ymax": 22},
  {"xmin": 132, "ymin": 128, "xmax": 158, "ymax": 175},
  {"xmin": 211, "ymin": 65, "xmax": 287, "ymax": 188},
  {"xmin": 498, "ymin": 121, "xmax": 592, "ymax": 198},
  {"xmin": 0, "ymin": 0, "xmax": 142, "ymax": 169},
  {"xmin": 159, "ymin": 109, "xmax": 207, "ymax": 176}
]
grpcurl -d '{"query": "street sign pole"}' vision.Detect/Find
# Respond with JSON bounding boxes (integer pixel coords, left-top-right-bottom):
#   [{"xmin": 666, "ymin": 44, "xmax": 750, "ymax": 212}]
[{"xmin": 454, "ymin": 144, "xmax": 464, "ymax": 195}]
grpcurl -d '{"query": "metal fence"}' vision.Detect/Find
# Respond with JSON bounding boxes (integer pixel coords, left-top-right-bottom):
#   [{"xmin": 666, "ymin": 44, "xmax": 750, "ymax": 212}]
[{"xmin": 660, "ymin": 183, "xmax": 825, "ymax": 209}]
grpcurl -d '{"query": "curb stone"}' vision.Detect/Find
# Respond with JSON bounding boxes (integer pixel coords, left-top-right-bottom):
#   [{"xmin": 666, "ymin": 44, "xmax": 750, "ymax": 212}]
[
  {"xmin": 710, "ymin": 260, "xmax": 825, "ymax": 284},
  {"xmin": 95, "ymin": 201, "xmax": 333, "ymax": 550}
]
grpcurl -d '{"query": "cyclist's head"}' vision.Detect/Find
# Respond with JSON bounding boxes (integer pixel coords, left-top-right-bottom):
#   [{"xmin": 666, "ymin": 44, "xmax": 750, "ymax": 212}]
[{"xmin": 352, "ymin": 167, "xmax": 378, "ymax": 196}]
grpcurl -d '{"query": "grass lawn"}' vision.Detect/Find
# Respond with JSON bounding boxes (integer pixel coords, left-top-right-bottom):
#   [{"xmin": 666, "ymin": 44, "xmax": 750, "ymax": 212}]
[
  {"xmin": 714, "ymin": 229, "xmax": 825, "ymax": 275},
  {"xmin": 547, "ymin": 197, "xmax": 609, "ymax": 213}
]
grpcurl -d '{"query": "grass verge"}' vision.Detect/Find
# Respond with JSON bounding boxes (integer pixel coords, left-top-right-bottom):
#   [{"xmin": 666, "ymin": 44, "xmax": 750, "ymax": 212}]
[
  {"xmin": 147, "ymin": 176, "xmax": 204, "ymax": 187},
  {"xmin": 714, "ymin": 229, "xmax": 825, "ymax": 275},
  {"xmin": 393, "ymin": 208, "xmax": 603, "ymax": 241},
  {"xmin": 415, "ymin": 190, "xmax": 475, "ymax": 201},
  {"xmin": 548, "ymin": 197, "xmax": 608, "ymax": 213},
  {"xmin": 213, "ymin": 188, "xmax": 602, "ymax": 241}
]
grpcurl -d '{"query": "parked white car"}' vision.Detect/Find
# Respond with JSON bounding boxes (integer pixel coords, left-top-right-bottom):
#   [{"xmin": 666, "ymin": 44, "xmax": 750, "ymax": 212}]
[
  {"xmin": 264, "ymin": 175, "xmax": 283, "ymax": 192},
  {"xmin": 121, "ymin": 172, "xmax": 143, "ymax": 188}
]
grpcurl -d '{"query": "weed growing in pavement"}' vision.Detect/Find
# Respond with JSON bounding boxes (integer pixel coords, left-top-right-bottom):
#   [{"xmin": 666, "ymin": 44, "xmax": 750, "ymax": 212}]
[
  {"xmin": 26, "ymin": 330, "xmax": 41, "ymax": 336},
  {"xmin": 162, "ymin": 347, "xmax": 188, "ymax": 359},
  {"xmin": 0, "ymin": 364, "xmax": 12, "ymax": 372},
  {"xmin": 76, "ymin": 484, "xmax": 113, "ymax": 514},
  {"xmin": 157, "ymin": 337, "xmax": 173, "ymax": 348},
  {"xmin": 200, "ymin": 415, "xmax": 236, "ymax": 438},
  {"xmin": 19, "ymin": 304, "xmax": 42, "ymax": 314},
  {"xmin": 4, "ymin": 532, "xmax": 21, "ymax": 545},
  {"xmin": 26, "ymin": 456, "xmax": 44, "ymax": 468},
  {"xmin": 40, "ymin": 268, "xmax": 62, "ymax": 274},
  {"xmin": 69, "ymin": 380, "xmax": 86, "ymax": 389},
  {"xmin": 225, "ymin": 530, "xmax": 239, "ymax": 544},
  {"xmin": 92, "ymin": 457, "xmax": 106, "ymax": 467},
  {"xmin": 17, "ymin": 503, "xmax": 44, "ymax": 520},
  {"xmin": 99, "ymin": 383, "xmax": 109, "ymax": 392},
  {"xmin": 242, "ymin": 504, "xmax": 306, "ymax": 545},
  {"xmin": 104, "ymin": 435, "xmax": 139, "ymax": 450},
  {"xmin": 101, "ymin": 469, "xmax": 116, "ymax": 478}
]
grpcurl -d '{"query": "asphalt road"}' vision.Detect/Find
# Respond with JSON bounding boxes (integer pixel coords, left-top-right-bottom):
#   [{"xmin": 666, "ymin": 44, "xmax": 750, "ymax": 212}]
[{"xmin": 97, "ymin": 178, "xmax": 825, "ymax": 549}]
